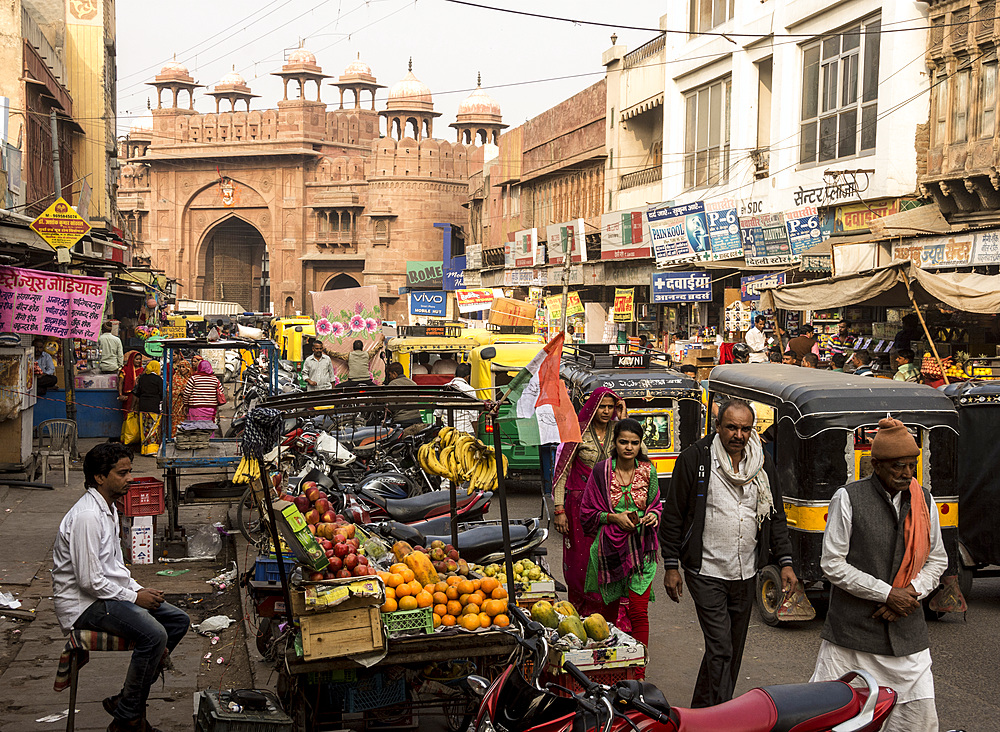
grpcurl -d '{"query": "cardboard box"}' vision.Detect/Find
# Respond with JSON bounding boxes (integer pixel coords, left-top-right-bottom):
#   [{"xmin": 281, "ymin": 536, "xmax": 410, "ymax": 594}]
[
  {"xmin": 488, "ymin": 298, "xmax": 535, "ymax": 328},
  {"xmin": 546, "ymin": 631, "xmax": 647, "ymax": 673},
  {"xmin": 300, "ymin": 606, "xmax": 385, "ymax": 660},
  {"xmin": 274, "ymin": 499, "xmax": 329, "ymax": 571},
  {"xmin": 130, "ymin": 516, "xmax": 154, "ymax": 565}
]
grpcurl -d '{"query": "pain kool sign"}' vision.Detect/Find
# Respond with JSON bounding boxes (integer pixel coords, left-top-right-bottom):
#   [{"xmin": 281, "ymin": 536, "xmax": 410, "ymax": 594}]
[{"xmin": 409, "ymin": 291, "xmax": 447, "ymax": 317}]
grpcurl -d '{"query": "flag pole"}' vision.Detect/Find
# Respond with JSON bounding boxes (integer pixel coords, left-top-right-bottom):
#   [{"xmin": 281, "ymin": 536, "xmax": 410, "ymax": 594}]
[{"xmin": 489, "ymin": 405, "xmax": 518, "ymax": 604}]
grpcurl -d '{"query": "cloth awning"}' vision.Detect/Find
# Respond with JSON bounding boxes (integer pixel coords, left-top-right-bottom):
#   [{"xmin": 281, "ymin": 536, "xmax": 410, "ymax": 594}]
[{"xmin": 759, "ymin": 261, "xmax": 1000, "ymax": 313}]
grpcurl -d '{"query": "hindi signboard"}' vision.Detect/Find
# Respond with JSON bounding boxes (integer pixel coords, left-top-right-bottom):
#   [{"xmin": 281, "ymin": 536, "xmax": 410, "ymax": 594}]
[
  {"xmin": 613, "ymin": 288, "xmax": 635, "ymax": 323},
  {"xmin": 513, "ymin": 228, "xmax": 538, "ymax": 268},
  {"xmin": 601, "ymin": 208, "xmax": 651, "ymax": 260},
  {"xmin": 0, "ymin": 266, "xmax": 107, "ymax": 340},
  {"xmin": 648, "ymin": 201, "xmax": 711, "ymax": 265},
  {"xmin": 743, "ymin": 212, "xmax": 792, "ymax": 266},
  {"xmin": 891, "ymin": 235, "xmax": 974, "ymax": 269},
  {"xmin": 784, "ymin": 206, "xmax": 823, "ymax": 258},
  {"xmin": 545, "ymin": 292, "xmax": 584, "ymax": 321},
  {"xmin": 30, "ymin": 197, "xmax": 91, "ymax": 249},
  {"xmin": 740, "ymin": 273, "xmax": 786, "ymax": 302},
  {"xmin": 651, "ymin": 272, "xmax": 712, "ymax": 303},
  {"xmin": 704, "ymin": 200, "xmax": 743, "ymax": 260},
  {"xmin": 455, "ymin": 289, "xmax": 498, "ymax": 314}
]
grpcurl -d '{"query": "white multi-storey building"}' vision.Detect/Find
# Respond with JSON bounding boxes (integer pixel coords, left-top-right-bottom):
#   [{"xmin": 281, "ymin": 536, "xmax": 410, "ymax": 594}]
[{"xmin": 604, "ymin": 1, "xmax": 929, "ymax": 272}]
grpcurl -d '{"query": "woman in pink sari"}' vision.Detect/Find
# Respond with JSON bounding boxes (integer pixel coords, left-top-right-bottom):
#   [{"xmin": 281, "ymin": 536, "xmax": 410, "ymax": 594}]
[{"xmin": 552, "ymin": 386, "xmax": 627, "ymax": 616}]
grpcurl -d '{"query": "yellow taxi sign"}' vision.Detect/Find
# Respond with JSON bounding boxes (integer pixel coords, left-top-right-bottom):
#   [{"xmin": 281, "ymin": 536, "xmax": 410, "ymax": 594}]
[{"xmin": 30, "ymin": 197, "xmax": 91, "ymax": 249}]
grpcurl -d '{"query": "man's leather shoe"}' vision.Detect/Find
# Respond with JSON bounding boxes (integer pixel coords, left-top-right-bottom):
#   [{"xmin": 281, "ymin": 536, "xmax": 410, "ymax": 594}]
[
  {"xmin": 106, "ymin": 715, "xmax": 162, "ymax": 732},
  {"xmin": 102, "ymin": 693, "xmax": 121, "ymax": 715}
]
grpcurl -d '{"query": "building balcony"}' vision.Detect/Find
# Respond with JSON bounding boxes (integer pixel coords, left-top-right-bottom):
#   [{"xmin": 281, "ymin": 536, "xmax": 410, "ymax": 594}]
[{"xmin": 619, "ymin": 165, "xmax": 662, "ymax": 191}]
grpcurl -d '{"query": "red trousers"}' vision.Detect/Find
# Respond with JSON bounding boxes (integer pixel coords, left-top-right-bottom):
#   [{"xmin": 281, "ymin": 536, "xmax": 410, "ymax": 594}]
[{"xmin": 606, "ymin": 586, "xmax": 650, "ymax": 647}]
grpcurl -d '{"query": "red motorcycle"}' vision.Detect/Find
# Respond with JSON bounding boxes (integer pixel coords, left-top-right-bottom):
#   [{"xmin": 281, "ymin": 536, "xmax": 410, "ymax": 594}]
[{"xmin": 470, "ymin": 605, "xmax": 897, "ymax": 732}]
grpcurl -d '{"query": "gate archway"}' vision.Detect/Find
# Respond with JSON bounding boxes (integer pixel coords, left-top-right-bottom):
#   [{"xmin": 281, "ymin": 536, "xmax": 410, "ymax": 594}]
[
  {"xmin": 324, "ymin": 273, "xmax": 361, "ymax": 290},
  {"xmin": 202, "ymin": 217, "xmax": 267, "ymax": 310}
]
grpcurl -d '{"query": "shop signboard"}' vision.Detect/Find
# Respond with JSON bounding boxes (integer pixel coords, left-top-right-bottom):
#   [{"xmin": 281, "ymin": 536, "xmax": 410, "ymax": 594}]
[
  {"xmin": 409, "ymin": 290, "xmax": 447, "ymax": 317},
  {"xmin": 0, "ymin": 265, "xmax": 108, "ymax": 340},
  {"xmin": 704, "ymin": 199, "xmax": 743, "ymax": 260},
  {"xmin": 456, "ymin": 289, "xmax": 499, "ymax": 314},
  {"xmin": 545, "ymin": 292, "xmax": 584, "ymax": 321},
  {"xmin": 651, "ymin": 272, "xmax": 712, "ymax": 303},
  {"xmin": 784, "ymin": 206, "xmax": 824, "ymax": 258},
  {"xmin": 513, "ymin": 228, "xmax": 538, "ymax": 268},
  {"xmin": 744, "ymin": 212, "xmax": 793, "ymax": 266},
  {"xmin": 891, "ymin": 235, "xmax": 974, "ymax": 268},
  {"xmin": 972, "ymin": 230, "xmax": 1000, "ymax": 265},
  {"xmin": 613, "ymin": 287, "xmax": 635, "ymax": 322},
  {"xmin": 601, "ymin": 208, "xmax": 651, "ymax": 260},
  {"xmin": 546, "ymin": 219, "xmax": 587, "ymax": 266},
  {"xmin": 648, "ymin": 201, "xmax": 711, "ymax": 265},
  {"xmin": 834, "ymin": 199, "xmax": 900, "ymax": 233},
  {"xmin": 406, "ymin": 260, "xmax": 444, "ymax": 290},
  {"xmin": 30, "ymin": 197, "xmax": 91, "ymax": 250},
  {"xmin": 740, "ymin": 272, "xmax": 786, "ymax": 302}
]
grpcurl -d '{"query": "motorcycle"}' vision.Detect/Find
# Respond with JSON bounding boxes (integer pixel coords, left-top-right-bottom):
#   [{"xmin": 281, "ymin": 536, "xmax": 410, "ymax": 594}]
[{"xmin": 471, "ymin": 604, "xmax": 899, "ymax": 732}]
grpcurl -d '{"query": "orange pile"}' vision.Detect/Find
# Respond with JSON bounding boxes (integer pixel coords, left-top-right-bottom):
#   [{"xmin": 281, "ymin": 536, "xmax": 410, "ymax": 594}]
[{"xmin": 377, "ymin": 571, "xmax": 509, "ymax": 629}]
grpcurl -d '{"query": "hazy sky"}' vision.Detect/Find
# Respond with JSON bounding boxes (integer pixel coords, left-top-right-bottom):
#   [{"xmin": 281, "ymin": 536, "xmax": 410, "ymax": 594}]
[{"xmin": 115, "ymin": 0, "xmax": 661, "ymax": 136}]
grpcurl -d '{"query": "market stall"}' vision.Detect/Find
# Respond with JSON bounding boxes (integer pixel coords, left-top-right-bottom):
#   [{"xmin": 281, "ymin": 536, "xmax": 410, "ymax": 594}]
[{"xmin": 243, "ymin": 386, "xmax": 647, "ymax": 731}]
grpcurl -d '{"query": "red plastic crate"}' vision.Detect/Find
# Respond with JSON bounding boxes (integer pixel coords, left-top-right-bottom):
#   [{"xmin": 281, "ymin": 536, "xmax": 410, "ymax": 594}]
[
  {"xmin": 116, "ymin": 477, "xmax": 165, "ymax": 517},
  {"xmin": 540, "ymin": 665, "xmax": 644, "ymax": 697}
]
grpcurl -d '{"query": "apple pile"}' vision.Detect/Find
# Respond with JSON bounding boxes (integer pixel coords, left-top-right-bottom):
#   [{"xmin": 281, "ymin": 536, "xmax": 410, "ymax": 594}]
[
  {"xmin": 278, "ymin": 481, "xmax": 376, "ymax": 582},
  {"xmin": 411, "ymin": 539, "xmax": 470, "ymax": 577}
]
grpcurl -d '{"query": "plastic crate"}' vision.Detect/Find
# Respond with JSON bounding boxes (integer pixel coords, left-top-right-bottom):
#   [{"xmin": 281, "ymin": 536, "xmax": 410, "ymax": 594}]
[
  {"xmin": 116, "ymin": 477, "xmax": 165, "ymax": 517},
  {"xmin": 344, "ymin": 671, "xmax": 406, "ymax": 713},
  {"xmin": 540, "ymin": 665, "xmax": 644, "ymax": 697},
  {"xmin": 253, "ymin": 555, "xmax": 297, "ymax": 583},
  {"xmin": 382, "ymin": 607, "xmax": 433, "ymax": 636},
  {"xmin": 194, "ymin": 689, "xmax": 292, "ymax": 732}
]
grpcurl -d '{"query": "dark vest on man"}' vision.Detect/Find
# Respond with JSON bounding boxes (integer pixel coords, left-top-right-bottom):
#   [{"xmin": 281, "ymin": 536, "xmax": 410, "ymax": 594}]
[
  {"xmin": 787, "ymin": 335, "xmax": 815, "ymax": 360},
  {"xmin": 820, "ymin": 475, "xmax": 932, "ymax": 657}
]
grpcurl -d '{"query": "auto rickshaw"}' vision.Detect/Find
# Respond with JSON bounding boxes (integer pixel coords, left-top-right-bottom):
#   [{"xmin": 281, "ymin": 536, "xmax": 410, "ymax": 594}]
[
  {"xmin": 462, "ymin": 327, "xmax": 544, "ymax": 347},
  {"xmin": 940, "ymin": 380, "xmax": 1000, "ymax": 597},
  {"xmin": 470, "ymin": 343, "xmax": 545, "ymax": 472},
  {"xmin": 707, "ymin": 365, "xmax": 962, "ymax": 624},
  {"xmin": 271, "ymin": 317, "xmax": 315, "ymax": 363},
  {"xmin": 560, "ymin": 345, "xmax": 704, "ymax": 488},
  {"xmin": 385, "ymin": 324, "xmax": 479, "ymax": 386}
]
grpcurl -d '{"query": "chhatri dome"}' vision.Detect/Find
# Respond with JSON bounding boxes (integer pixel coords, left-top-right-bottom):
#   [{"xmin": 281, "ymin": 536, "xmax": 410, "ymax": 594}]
[
  {"xmin": 455, "ymin": 73, "xmax": 502, "ymax": 123},
  {"xmin": 215, "ymin": 68, "xmax": 248, "ymax": 91},
  {"xmin": 386, "ymin": 58, "xmax": 434, "ymax": 113},
  {"xmin": 343, "ymin": 56, "xmax": 373, "ymax": 79},
  {"xmin": 286, "ymin": 47, "xmax": 318, "ymax": 68},
  {"xmin": 155, "ymin": 56, "xmax": 194, "ymax": 83}
]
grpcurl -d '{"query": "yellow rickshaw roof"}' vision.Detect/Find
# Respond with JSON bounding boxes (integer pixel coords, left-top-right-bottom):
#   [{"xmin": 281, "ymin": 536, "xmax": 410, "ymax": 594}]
[{"xmin": 387, "ymin": 337, "xmax": 480, "ymax": 353}]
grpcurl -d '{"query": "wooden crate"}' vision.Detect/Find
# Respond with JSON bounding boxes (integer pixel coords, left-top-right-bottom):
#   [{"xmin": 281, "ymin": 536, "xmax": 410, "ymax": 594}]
[{"xmin": 300, "ymin": 606, "xmax": 385, "ymax": 661}]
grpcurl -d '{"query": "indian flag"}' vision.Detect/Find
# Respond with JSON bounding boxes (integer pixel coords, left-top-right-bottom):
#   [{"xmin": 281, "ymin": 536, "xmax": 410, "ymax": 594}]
[{"xmin": 503, "ymin": 331, "xmax": 582, "ymax": 445}]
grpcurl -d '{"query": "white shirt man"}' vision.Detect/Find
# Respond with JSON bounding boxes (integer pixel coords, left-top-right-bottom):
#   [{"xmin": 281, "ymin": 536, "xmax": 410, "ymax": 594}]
[
  {"xmin": 434, "ymin": 365, "xmax": 478, "ymax": 434},
  {"xmin": 745, "ymin": 318, "xmax": 768, "ymax": 363},
  {"xmin": 302, "ymin": 342, "xmax": 336, "ymax": 391}
]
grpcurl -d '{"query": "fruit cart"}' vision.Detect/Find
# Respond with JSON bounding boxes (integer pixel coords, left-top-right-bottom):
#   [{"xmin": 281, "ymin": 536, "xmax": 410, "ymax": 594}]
[
  {"xmin": 156, "ymin": 338, "xmax": 278, "ymax": 543},
  {"xmin": 246, "ymin": 386, "xmax": 529, "ymax": 731}
]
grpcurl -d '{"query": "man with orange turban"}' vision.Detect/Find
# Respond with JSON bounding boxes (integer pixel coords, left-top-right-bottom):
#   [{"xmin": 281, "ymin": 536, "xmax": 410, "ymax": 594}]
[{"xmin": 809, "ymin": 417, "xmax": 946, "ymax": 731}]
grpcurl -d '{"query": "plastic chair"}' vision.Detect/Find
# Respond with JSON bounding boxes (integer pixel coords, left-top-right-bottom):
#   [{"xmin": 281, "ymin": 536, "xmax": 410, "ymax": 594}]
[{"xmin": 36, "ymin": 419, "xmax": 78, "ymax": 485}]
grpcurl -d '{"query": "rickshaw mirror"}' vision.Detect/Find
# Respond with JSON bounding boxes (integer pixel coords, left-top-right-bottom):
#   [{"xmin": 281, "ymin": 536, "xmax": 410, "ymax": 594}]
[{"xmin": 480, "ymin": 346, "xmax": 497, "ymax": 360}]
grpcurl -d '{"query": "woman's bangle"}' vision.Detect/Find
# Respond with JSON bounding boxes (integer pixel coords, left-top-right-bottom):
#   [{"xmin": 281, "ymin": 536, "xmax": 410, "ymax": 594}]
[{"xmin": 554, "ymin": 508, "xmax": 565, "ymax": 516}]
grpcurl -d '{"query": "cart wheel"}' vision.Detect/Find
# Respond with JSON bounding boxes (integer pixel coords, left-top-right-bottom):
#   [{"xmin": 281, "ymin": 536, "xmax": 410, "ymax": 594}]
[
  {"xmin": 237, "ymin": 485, "xmax": 262, "ymax": 544},
  {"xmin": 756, "ymin": 564, "xmax": 782, "ymax": 627},
  {"xmin": 443, "ymin": 695, "xmax": 476, "ymax": 732},
  {"xmin": 256, "ymin": 617, "xmax": 273, "ymax": 658}
]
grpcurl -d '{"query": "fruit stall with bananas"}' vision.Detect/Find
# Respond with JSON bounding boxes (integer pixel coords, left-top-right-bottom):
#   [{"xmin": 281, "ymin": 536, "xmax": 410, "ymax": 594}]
[{"xmin": 239, "ymin": 385, "xmax": 647, "ymax": 730}]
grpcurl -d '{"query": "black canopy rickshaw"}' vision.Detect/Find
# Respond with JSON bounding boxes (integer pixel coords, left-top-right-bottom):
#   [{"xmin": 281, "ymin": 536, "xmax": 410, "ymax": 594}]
[
  {"xmin": 560, "ymin": 346, "xmax": 703, "ymax": 489},
  {"xmin": 941, "ymin": 380, "xmax": 1000, "ymax": 596},
  {"xmin": 707, "ymin": 365, "xmax": 961, "ymax": 625}
]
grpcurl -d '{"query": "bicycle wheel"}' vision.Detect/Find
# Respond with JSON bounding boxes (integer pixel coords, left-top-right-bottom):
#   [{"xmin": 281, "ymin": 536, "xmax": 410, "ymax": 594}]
[{"xmin": 237, "ymin": 485, "xmax": 263, "ymax": 543}]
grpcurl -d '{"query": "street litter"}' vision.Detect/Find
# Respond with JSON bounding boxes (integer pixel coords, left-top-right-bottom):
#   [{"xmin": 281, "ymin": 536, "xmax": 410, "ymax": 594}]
[
  {"xmin": 0, "ymin": 591, "xmax": 22, "ymax": 609},
  {"xmin": 36, "ymin": 710, "xmax": 77, "ymax": 723},
  {"xmin": 193, "ymin": 615, "xmax": 235, "ymax": 635},
  {"xmin": 156, "ymin": 569, "xmax": 190, "ymax": 577},
  {"xmin": 216, "ymin": 657, "xmax": 225, "ymax": 664},
  {"xmin": 207, "ymin": 563, "xmax": 237, "ymax": 590}
]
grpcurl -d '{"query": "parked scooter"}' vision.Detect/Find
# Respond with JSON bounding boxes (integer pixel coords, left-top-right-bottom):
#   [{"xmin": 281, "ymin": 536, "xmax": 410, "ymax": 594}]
[
  {"xmin": 375, "ymin": 517, "xmax": 547, "ymax": 565},
  {"xmin": 471, "ymin": 605, "xmax": 899, "ymax": 732}
]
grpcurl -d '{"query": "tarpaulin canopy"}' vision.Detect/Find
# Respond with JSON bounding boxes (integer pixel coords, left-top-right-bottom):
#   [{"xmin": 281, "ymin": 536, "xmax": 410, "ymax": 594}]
[{"xmin": 758, "ymin": 261, "xmax": 1000, "ymax": 314}]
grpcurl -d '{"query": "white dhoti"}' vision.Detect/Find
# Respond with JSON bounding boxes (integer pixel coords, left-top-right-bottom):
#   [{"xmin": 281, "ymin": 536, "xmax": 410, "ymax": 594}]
[{"xmin": 810, "ymin": 640, "xmax": 938, "ymax": 732}]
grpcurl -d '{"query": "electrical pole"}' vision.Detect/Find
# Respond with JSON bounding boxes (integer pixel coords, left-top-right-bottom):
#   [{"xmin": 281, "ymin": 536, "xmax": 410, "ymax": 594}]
[
  {"xmin": 50, "ymin": 109, "xmax": 76, "ymax": 423},
  {"xmin": 559, "ymin": 231, "xmax": 572, "ymax": 333}
]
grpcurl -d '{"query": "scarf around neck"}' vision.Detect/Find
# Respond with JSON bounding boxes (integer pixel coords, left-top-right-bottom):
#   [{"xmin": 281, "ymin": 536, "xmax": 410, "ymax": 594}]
[
  {"xmin": 711, "ymin": 430, "xmax": 774, "ymax": 528},
  {"xmin": 892, "ymin": 478, "xmax": 931, "ymax": 589}
]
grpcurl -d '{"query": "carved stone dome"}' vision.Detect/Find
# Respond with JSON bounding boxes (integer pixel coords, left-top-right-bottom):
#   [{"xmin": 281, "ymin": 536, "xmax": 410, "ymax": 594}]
[
  {"xmin": 386, "ymin": 60, "xmax": 433, "ymax": 112},
  {"xmin": 455, "ymin": 77, "xmax": 502, "ymax": 123}
]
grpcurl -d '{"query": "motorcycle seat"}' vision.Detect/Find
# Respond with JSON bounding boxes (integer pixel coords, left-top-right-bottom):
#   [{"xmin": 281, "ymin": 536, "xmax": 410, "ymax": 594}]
[
  {"xmin": 673, "ymin": 689, "xmax": 777, "ymax": 732},
  {"xmin": 761, "ymin": 681, "xmax": 859, "ymax": 732},
  {"xmin": 378, "ymin": 490, "xmax": 479, "ymax": 523},
  {"xmin": 333, "ymin": 426, "xmax": 397, "ymax": 447},
  {"xmin": 421, "ymin": 523, "xmax": 533, "ymax": 554}
]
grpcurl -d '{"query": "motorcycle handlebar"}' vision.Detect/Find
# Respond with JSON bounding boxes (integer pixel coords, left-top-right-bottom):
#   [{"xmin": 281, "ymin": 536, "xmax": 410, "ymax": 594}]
[
  {"xmin": 564, "ymin": 662, "xmax": 597, "ymax": 694},
  {"xmin": 508, "ymin": 605, "xmax": 546, "ymax": 639}
]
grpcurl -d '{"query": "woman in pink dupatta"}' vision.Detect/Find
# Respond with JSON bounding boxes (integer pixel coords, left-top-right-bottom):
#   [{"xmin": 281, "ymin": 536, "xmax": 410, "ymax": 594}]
[{"xmin": 552, "ymin": 386, "xmax": 627, "ymax": 616}]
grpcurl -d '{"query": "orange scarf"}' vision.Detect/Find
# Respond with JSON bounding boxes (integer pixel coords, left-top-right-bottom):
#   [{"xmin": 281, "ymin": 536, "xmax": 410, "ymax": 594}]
[{"xmin": 891, "ymin": 478, "xmax": 931, "ymax": 588}]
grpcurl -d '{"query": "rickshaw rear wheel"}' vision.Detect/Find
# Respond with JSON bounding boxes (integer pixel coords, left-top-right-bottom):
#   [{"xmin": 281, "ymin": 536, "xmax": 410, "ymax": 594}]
[
  {"xmin": 756, "ymin": 564, "xmax": 782, "ymax": 626},
  {"xmin": 958, "ymin": 562, "xmax": 974, "ymax": 599}
]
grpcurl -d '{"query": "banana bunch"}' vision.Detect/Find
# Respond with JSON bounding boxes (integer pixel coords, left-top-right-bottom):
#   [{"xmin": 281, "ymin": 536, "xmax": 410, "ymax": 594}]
[
  {"xmin": 232, "ymin": 455, "xmax": 261, "ymax": 484},
  {"xmin": 417, "ymin": 426, "xmax": 509, "ymax": 495}
]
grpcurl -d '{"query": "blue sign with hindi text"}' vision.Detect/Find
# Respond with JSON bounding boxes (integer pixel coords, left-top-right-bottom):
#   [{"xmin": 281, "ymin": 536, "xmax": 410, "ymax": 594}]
[{"xmin": 651, "ymin": 272, "xmax": 712, "ymax": 303}]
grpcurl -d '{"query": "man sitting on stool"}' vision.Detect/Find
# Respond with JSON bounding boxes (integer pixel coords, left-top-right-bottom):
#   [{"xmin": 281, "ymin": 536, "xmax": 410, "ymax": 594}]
[
  {"xmin": 33, "ymin": 338, "xmax": 57, "ymax": 396},
  {"xmin": 52, "ymin": 442, "xmax": 190, "ymax": 732}
]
